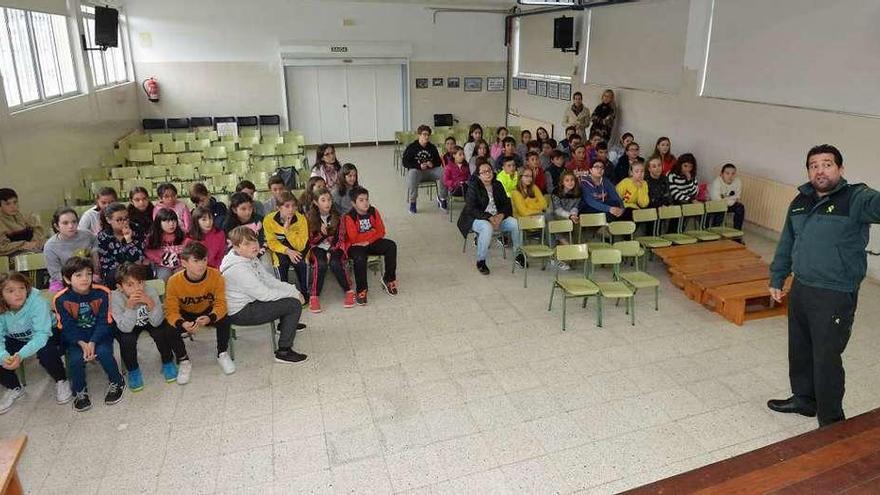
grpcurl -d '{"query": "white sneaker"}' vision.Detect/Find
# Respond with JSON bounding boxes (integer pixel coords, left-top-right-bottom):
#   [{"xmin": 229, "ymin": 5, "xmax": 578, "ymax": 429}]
[
  {"xmin": 177, "ymin": 360, "xmax": 192, "ymax": 385},
  {"xmin": 217, "ymin": 352, "xmax": 236, "ymax": 375},
  {"xmin": 55, "ymin": 380, "xmax": 72, "ymax": 404},
  {"xmin": 550, "ymin": 259, "xmax": 570, "ymax": 271},
  {"xmin": 0, "ymin": 387, "xmax": 24, "ymax": 414}
]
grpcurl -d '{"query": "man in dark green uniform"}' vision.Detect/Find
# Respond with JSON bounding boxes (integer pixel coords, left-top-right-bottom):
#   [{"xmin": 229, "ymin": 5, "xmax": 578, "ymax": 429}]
[{"xmin": 767, "ymin": 144, "xmax": 880, "ymax": 427}]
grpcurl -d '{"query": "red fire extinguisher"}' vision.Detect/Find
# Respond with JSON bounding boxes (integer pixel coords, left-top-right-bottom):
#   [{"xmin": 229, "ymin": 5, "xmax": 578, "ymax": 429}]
[{"xmin": 142, "ymin": 77, "xmax": 160, "ymax": 103}]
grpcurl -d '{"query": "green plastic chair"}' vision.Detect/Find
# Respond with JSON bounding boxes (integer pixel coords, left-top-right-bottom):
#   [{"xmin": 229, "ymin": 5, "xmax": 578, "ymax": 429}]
[
  {"xmin": 199, "ymin": 162, "xmax": 226, "ymax": 178},
  {"xmin": 614, "ymin": 240, "xmax": 660, "ymax": 311},
  {"xmin": 152, "ymin": 154, "xmax": 178, "ymax": 167},
  {"xmin": 12, "ymin": 252, "xmax": 47, "ymax": 287},
  {"xmin": 101, "ymin": 153, "xmax": 124, "ymax": 168},
  {"xmin": 251, "ymin": 159, "xmax": 278, "ymax": 175},
  {"xmin": 197, "ymin": 130, "xmax": 218, "ymax": 142},
  {"xmin": 226, "ymin": 161, "xmax": 250, "ymax": 177},
  {"xmin": 132, "ymin": 141, "xmax": 161, "ymax": 153},
  {"xmin": 252, "ymin": 143, "xmax": 277, "ymax": 160},
  {"xmin": 705, "ymin": 200, "xmax": 744, "ymax": 239},
  {"xmin": 203, "ymin": 146, "xmax": 228, "ymax": 161},
  {"xmin": 150, "ymin": 133, "xmax": 173, "ymax": 145},
  {"xmin": 169, "ymin": 163, "xmax": 198, "ymax": 181},
  {"xmin": 90, "ymin": 179, "xmax": 120, "ymax": 196},
  {"xmin": 229, "ymin": 150, "xmax": 251, "ymax": 162},
  {"xmin": 549, "ymin": 219, "xmax": 574, "ymax": 246},
  {"xmin": 658, "ymin": 205, "xmax": 698, "ymax": 245},
  {"xmin": 210, "ymin": 175, "xmax": 241, "ymax": 194},
  {"xmin": 0, "ymin": 256, "xmax": 8, "ymax": 273},
  {"xmin": 261, "ymin": 134, "xmax": 283, "ymax": 146},
  {"xmin": 187, "ymin": 138, "xmax": 212, "ymax": 152},
  {"xmin": 589, "ymin": 248, "xmax": 635, "ymax": 327},
  {"xmin": 178, "ymin": 152, "xmax": 203, "ymax": 164},
  {"xmin": 276, "ymin": 143, "xmax": 299, "ymax": 156},
  {"xmin": 241, "ymin": 128, "xmax": 261, "ymax": 139},
  {"xmin": 607, "ymin": 220, "xmax": 636, "ymax": 242},
  {"xmin": 127, "ymin": 148, "xmax": 153, "ymax": 165},
  {"xmin": 173, "ymin": 131, "xmax": 195, "ymax": 142},
  {"xmin": 681, "ymin": 203, "xmax": 721, "ymax": 241},
  {"xmin": 245, "ymin": 172, "xmax": 272, "ymax": 191},
  {"xmin": 162, "ymin": 141, "xmax": 187, "ymax": 154},
  {"xmin": 239, "ymin": 136, "xmax": 260, "ymax": 150},
  {"xmin": 547, "ymin": 244, "xmax": 600, "ymax": 331},
  {"xmin": 578, "ymin": 213, "xmax": 610, "ymax": 250},
  {"xmin": 632, "ymin": 208, "xmax": 672, "ymax": 251},
  {"xmin": 81, "ymin": 167, "xmax": 110, "ymax": 183},
  {"xmin": 512, "ymin": 215, "xmax": 554, "ymax": 288},
  {"xmin": 123, "ymin": 179, "xmax": 154, "ymax": 195}
]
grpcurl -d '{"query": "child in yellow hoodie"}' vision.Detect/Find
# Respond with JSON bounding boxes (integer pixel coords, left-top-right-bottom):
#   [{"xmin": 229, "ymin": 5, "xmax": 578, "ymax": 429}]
[
  {"xmin": 497, "ymin": 156, "xmax": 519, "ymax": 198},
  {"xmin": 511, "ymin": 168, "xmax": 548, "ymax": 218},
  {"xmin": 262, "ymin": 192, "xmax": 309, "ymax": 291},
  {"xmin": 615, "ymin": 158, "xmax": 650, "ymax": 219}
]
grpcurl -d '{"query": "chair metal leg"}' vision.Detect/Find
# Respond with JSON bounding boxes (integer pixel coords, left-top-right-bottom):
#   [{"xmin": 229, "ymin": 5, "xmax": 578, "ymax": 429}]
[
  {"xmin": 562, "ymin": 295, "xmax": 567, "ymax": 331},
  {"xmin": 269, "ymin": 321, "xmax": 277, "ymax": 353},
  {"xmin": 597, "ymin": 296, "xmax": 604, "ymax": 327},
  {"xmin": 630, "ymin": 298, "xmax": 635, "ymax": 326},
  {"xmin": 16, "ymin": 365, "xmax": 26, "ymax": 387},
  {"xmin": 548, "ymin": 284, "xmax": 556, "ymax": 311},
  {"xmin": 655, "ymin": 287, "xmax": 659, "ymax": 311}
]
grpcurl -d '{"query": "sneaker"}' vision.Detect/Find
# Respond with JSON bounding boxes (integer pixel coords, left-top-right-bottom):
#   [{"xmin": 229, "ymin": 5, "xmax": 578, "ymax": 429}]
[
  {"xmin": 217, "ymin": 352, "xmax": 236, "ymax": 375},
  {"xmin": 343, "ymin": 291, "xmax": 355, "ymax": 308},
  {"xmin": 438, "ymin": 197, "xmax": 448, "ymax": 211},
  {"xmin": 297, "ymin": 323, "xmax": 307, "ymax": 330},
  {"xmin": 0, "ymin": 387, "xmax": 24, "ymax": 415},
  {"xmin": 73, "ymin": 391, "xmax": 91, "ymax": 412},
  {"xmin": 408, "ymin": 202, "xmax": 417, "ymax": 214},
  {"xmin": 515, "ymin": 254, "xmax": 526, "ymax": 269},
  {"xmin": 104, "ymin": 379, "xmax": 125, "ymax": 405},
  {"xmin": 381, "ymin": 280, "xmax": 398, "ymax": 296},
  {"xmin": 309, "ymin": 296, "xmax": 322, "ymax": 313},
  {"xmin": 128, "ymin": 368, "xmax": 144, "ymax": 392},
  {"xmin": 177, "ymin": 360, "xmax": 192, "ymax": 385},
  {"xmin": 356, "ymin": 290, "xmax": 368, "ymax": 306},
  {"xmin": 55, "ymin": 380, "xmax": 72, "ymax": 404},
  {"xmin": 162, "ymin": 362, "xmax": 178, "ymax": 383},
  {"xmin": 274, "ymin": 348, "xmax": 308, "ymax": 363},
  {"xmin": 476, "ymin": 261, "xmax": 490, "ymax": 275},
  {"xmin": 549, "ymin": 259, "xmax": 570, "ymax": 271}
]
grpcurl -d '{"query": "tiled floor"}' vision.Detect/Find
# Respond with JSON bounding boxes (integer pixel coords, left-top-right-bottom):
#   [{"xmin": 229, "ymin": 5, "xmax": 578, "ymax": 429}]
[{"xmin": 5, "ymin": 145, "xmax": 880, "ymax": 494}]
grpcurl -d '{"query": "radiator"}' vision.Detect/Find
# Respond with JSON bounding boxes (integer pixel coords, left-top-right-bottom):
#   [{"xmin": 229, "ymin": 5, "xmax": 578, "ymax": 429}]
[{"xmin": 737, "ymin": 173, "xmax": 799, "ymax": 233}]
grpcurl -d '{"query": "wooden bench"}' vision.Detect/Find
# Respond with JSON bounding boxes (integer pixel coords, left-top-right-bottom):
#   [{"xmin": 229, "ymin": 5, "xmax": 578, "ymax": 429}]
[
  {"xmin": 0, "ymin": 436, "xmax": 26, "ymax": 495},
  {"xmin": 664, "ymin": 249, "xmax": 759, "ymax": 270},
  {"xmin": 669, "ymin": 258, "xmax": 767, "ymax": 288},
  {"xmin": 703, "ymin": 278, "xmax": 791, "ymax": 325},
  {"xmin": 653, "ymin": 239, "xmax": 745, "ymax": 264},
  {"xmin": 682, "ymin": 265, "xmax": 770, "ymax": 302}
]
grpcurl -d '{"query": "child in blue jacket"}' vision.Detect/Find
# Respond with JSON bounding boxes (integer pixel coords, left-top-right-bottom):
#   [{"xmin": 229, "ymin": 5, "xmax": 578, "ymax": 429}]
[
  {"xmin": 0, "ymin": 272, "xmax": 70, "ymax": 414},
  {"xmin": 54, "ymin": 256, "xmax": 124, "ymax": 412}
]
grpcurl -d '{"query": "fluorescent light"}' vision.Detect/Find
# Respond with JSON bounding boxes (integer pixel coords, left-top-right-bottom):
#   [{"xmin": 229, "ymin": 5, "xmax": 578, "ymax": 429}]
[{"xmin": 517, "ymin": 0, "xmax": 577, "ymax": 5}]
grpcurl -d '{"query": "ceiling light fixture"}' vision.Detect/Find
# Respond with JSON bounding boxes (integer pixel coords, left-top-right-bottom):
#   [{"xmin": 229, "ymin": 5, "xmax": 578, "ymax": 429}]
[{"xmin": 517, "ymin": 0, "xmax": 577, "ymax": 6}]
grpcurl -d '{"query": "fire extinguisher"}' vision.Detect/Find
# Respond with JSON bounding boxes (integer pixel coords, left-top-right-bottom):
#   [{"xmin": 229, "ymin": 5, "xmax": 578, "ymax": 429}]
[{"xmin": 142, "ymin": 77, "xmax": 160, "ymax": 103}]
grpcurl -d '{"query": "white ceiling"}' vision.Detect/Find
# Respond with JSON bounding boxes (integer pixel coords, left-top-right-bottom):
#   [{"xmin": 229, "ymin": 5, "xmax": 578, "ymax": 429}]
[{"xmin": 317, "ymin": 0, "xmax": 517, "ymax": 8}]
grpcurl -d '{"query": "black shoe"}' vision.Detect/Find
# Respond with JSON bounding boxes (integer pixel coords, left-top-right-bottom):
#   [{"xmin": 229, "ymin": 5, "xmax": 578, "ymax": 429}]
[
  {"xmin": 767, "ymin": 397, "xmax": 816, "ymax": 417},
  {"xmin": 104, "ymin": 380, "xmax": 125, "ymax": 405},
  {"xmin": 356, "ymin": 290, "xmax": 368, "ymax": 305},
  {"xmin": 476, "ymin": 261, "xmax": 490, "ymax": 275},
  {"xmin": 296, "ymin": 323, "xmax": 306, "ymax": 330},
  {"xmin": 515, "ymin": 254, "xmax": 526, "ymax": 269},
  {"xmin": 73, "ymin": 391, "xmax": 92, "ymax": 412},
  {"xmin": 274, "ymin": 348, "xmax": 308, "ymax": 363}
]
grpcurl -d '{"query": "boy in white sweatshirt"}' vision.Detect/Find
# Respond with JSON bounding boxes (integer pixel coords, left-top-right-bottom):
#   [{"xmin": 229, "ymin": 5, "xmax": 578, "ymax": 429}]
[
  {"xmin": 709, "ymin": 163, "xmax": 745, "ymax": 230},
  {"xmin": 220, "ymin": 226, "xmax": 307, "ymax": 364}
]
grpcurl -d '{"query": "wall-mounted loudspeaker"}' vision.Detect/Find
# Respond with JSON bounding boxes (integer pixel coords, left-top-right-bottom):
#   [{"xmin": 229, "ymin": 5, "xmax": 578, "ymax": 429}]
[{"xmin": 553, "ymin": 16, "xmax": 574, "ymax": 50}]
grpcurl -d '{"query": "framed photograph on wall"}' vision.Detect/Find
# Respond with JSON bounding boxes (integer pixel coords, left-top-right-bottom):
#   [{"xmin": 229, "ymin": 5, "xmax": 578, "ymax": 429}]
[
  {"xmin": 547, "ymin": 82, "xmax": 559, "ymax": 99},
  {"xmin": 464, "ymin": 77, "xmax": 482, "ymax": 92},
  {"xmin": 559, "ymin": 83, "xmax": 572, "ymax": 101},
  {"xmin": 447, "ymin": 77, "xmax": 460, "ymax": 89},
  {"xmin": 527, "ymin": 79, "xmax": 537, "ymax": 95},
  {"xmin": 432, "ymin": 77, "xmax": 444, "ymax": 87},
  {"xmin": 416, "ymin": 78, "xmax": 429, "ymax": 89},
  {"xmin": 487, "ymin": 77, "xmax": 505, "ymax": 92},
  {"xmin": 537, "ymin": 81, "xmax": 547, "ymax": 97}
]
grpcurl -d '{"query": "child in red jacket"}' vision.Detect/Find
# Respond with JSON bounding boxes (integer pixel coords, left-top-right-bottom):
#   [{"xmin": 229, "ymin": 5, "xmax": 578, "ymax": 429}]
[{"xmin": 342, "ymin": 186, "xmax": 398, "ymax": 305}]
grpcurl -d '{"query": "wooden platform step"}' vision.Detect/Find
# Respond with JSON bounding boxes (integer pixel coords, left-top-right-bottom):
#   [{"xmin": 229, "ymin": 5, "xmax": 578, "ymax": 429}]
[
  {"xmin": 703, "ymin": 278, "xmax": 791, "ymax": 326},
  {"xmin": 683, "ymin": 264, "xmax": 771, "ymax": 303},
  {"xmin": 653, "ymin": 239, "xmax": 745, "ymax": 264}
]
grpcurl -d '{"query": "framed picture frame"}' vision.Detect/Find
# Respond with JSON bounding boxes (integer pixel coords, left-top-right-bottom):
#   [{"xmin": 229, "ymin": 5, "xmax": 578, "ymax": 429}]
[
  {"xmin": 559, "ymin": 83, "xmax": 572, "ymax": 101},
  {"xmin": 447, "ymin": 77, "xmax": 460, "ymax": 89},
  {"xmin": 537, "ymin": 80, "xmax": 547, "ymax": 97},
  {"xmin": 432, "ymin": 77, "xmax": 444, "ymax": 87},
  {"xmin": 547, "ymin": 82, "xmax": 559, "ymax": 99},
  {"xmin": 464, "ymin": 77, "xmax": 482, "ymax": 92},
  {"xmin": 527, "ymin": 79, "xmax": 537, "ymax": 95},
  {"xmin": 487, "ymin": 76, "xmax": 505, "ymax": 92},
  {"xmin": 415, "ymin": 78, "xmax": 429, "ymax": 89},
  {"xmin": 517, "ymin": 78, "xmax": 527, "ymax": 90}
]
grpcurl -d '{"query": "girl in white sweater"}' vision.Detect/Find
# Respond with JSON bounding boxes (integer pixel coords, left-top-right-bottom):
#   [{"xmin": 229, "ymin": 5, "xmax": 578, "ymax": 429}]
[{"xmin": 709, "ymin": 163, "xmax": 745, "ymax": 230}]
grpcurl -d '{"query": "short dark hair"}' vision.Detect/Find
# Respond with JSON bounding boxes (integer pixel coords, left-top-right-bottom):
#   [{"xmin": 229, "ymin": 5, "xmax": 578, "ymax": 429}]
[
  {"xmin": 236, "ymin": 180, "xmax": 256, "ymax": 192},
  {"xmin": 190, "ymin": 182, "xmax": 209, "ymax": 198},
  {"xmin": 521, "ymin": 130, "xmax": 531, "ymax": 138},
  {"xmin": 268, "ymin": 175, "xmax": 286, "ymax": 188},
  {"xmin": 621, "ymin": 132, "xmax": 634, "ymax": 141},
  {"xmin": 116, "ymin": 262, "xmax": 149, "ymax": 284},
  {"xmin": 527, "ymin": 140, "xmax": 540, "ymax": 149},
  {"xmin": 180, "ymin": 241, "xmax": 207, "ymax": 261},
  {"xmin": 502, "ymin": 156, "xmax": 517, "ymax": 167},
  {"xmin": 573, "ymin": 91, "xmax": 582, "ymax": 98},
  {"xmin": 97, "ymin": 187, "xmax": 118, "ymax": 200},
  {"xmin": 526, "ymin": 151, "xmax": 540, "ymax": 160},
  {"xmin": 565, "ymin": 125, "xmax": 577, "ymax": 133},
  {"xmin": 62, "ymin": 256, "xmax": 94, "ymax": 283},
  {"xmin": 550, "ymin": 150, "xmax": 565, "ymax": 160},
  {"xmin": 276, "ymin": 191, "xmax": 297, "ymax": 207},
  {"xmin": 806, "ymin": 144, "xmax": 843, "ymax": 168},
  {"xmin": 721, "ymin": 163, "xmax": 737, "ymax": 173},
  {"xmin": 502, "ymin": 136, "xmax": 516, "ymax": 147},
  {"xmin": 156, "ymin": 183, "xmax": 177, "ymax": 198},
  {"xmin": 444, "ymin": 136, "xmax": 456, "ymax": 144},
  {"xmin": 597, "ymin": 141, "xmax": 608, "ymax": 151},
  {"xmin": 545, "ymin": 138, "xmax": 558, "ymax": 148},
  {"xmin": 348, "ymin": 185, "xmax": 369, "ymax": 202},
  {"xmin": 0, "ymin": 188, "xmax": 17, "ymax": 203},
  {"xmin": 417, "ymin": 124, "xmax": 432, "ymax": 135},
  {"xmin": 569, "ymin": 134, "xmax": 583, "ymax": 143},
  {"xmin": 672, "ymin": 153, "xmax": 698, "ymax": 176}
]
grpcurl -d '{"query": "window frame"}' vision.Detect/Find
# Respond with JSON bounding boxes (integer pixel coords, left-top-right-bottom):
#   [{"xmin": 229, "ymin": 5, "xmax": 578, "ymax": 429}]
[
  {"xmin": 0, "ymin": 6, "xmax": 80, "ymax": 111},
  {"xmin": 80, "ymin": 4, "xmax": 131, "ymax": 90}
]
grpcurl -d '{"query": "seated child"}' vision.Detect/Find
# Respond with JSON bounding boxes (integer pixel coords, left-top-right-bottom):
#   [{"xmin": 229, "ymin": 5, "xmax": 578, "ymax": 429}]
[
  {"xmin": 307, "ymin": 188, "xmax": 354, "ymax": 312},
  {"xmin": 78, "ymin": 187, "xmax": 117, "ymax": 235},
  {"xmin": 220, "ymin": 227, "xmax": 306, "ymax": 364},
  {"xmin": 187, "ymin": 206, "xmax": 226, "ymax": 269},
  {"xmin": 235, "ymin": 180, "xmax": 265, "ymax": 218},
  {"xmin": 333, "ymin": 163, "xmax": 359, "ymax": 215},
  {"xmin": 490, "ymin": 127, "xmax": 509, "ymax": 160},
  {"xmin": 558, "ymin": 126, "xmax": 577, "ymax": 151},
  {"xmin": 511, "ymin": 168, "xmax": 548, "ymax": 218},
  {"xmin": 497, "ymin": 156, "xmax": 520, "ymax": 198},
  {"xmin": 0, "ymin": 188, "xmax": 45, "ymax": 257},
  {"xmin": 709, "ymin": 163, "xmax": 745, "ymax": 230},
  {"xmin": 566, "ymin": 144, "xmax": 591, "ymax": 179},
  {"xmin": 153, "ymin": 183, "xmax": 192, "ymax": 233},
  {"xmin": 299, "ymin": 176, "xmax": 327, "ymax": 215},
  {"xmin": 547, "ymin": 150, "xmax": 567, "ymax": 192},
  {"xmin": 263, "ymin": 192, "xmax": 309, "ymax": 290},
  {"xmin": 515, "ymin": 130, "xmax": 532, "ymax": 158},
  {"xmin": 112, "ymin": 263, "xmax": 190, "ymax": 390},
  {"xmin": 262, "ymin": 175, "xmax": 288, "ymax": 214},
  {"xmin": 166, "ymin": 242, "xmax": 233, "ymax": 374},
  {"xmin": 493, "ymin": 136, "xmax": 523, "ymax": 172},
  {"xmin": 442, "ymin": 136, "xmax": 457, "ymax": 168},
  {"xmin": 580, "ymin": 161, "xmax": 625, "ymax": 221},
  {"xmin": 98, "ymin": 203, "xmax": 146, "ymax": 289},
  {"xmin": 549, "ymin": 170, "xmax": 581, "ymax": 259},
  {"xmin": 54, "ymin": 257, "xmax": 124, "ymax": 412},
  {"xmin": 224, "ymin": 192, "xmax": 265, "ymax": 246},
  {"xmin": 540, "ymin": 139, "xmax": 557, "ymax": 171},
  {"xmin": 0, "ymin": 272, "xmax": 71, "ymax": 414},
  {"xmin": 646, "ymin": 157, "xmax": 671, "ymax": 208},
  {"xmin": 524, "ymin": 151, "xmax": 547, "ymax": 192},
  {"xmin": 127, "ymin": 186, "xmax": 154, "ymax": 234},
  {"xmin": 468, "ymin": 140, "xmax": 491, "ymax": 176},
  {"xmin": 668, "ymin": 153, "xmax": 699, "ymax": 205},
  {"xmin": 343, "ymin": 187, "xmax": 398, "ymax": 304},
  {"xmin": 615, "ymin": 158, "xmax": 650, "ymax": 218},
  {"xmin": 44, "ymin": 207, "xmax": 100, "ymax": 292},
  {"xmin": 146, "ymin": 209, "xmax": 188, "ymax": 281},
  {"xmin": 442, "ymin": 146, "xmax": 471, "ymax": 197},
  {"xmin": 189, "ymin": 182, "xmax": 228, "ymax": 230}
]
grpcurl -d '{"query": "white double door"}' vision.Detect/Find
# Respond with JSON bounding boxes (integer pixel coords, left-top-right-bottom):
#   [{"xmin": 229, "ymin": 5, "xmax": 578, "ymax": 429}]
[{"xmin": 285, "ymin": 63, "xmax": 404, "ymax": 146}]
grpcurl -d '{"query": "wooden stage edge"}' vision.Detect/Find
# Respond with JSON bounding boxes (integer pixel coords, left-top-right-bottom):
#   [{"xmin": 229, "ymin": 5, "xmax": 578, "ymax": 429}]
[{"xmin": 623, "ymin": 407, "xmax": 880, "ymax": 494}]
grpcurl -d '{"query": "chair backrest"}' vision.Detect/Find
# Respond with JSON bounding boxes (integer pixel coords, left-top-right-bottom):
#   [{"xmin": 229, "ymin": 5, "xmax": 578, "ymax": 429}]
[
  {"xmin": 229, "ymin": 150, "xmax": 251, "ymax": 162},
  {"xmin": 555, "ymin": 243, "xmax": 589, "ymax": 263},
  {"xmin": 81, "ymin": 167, "xmax": 110, "ymax": 182},
  {"xmin": 170, "ymin": 164, "xmax": 197, "ymax": 180},
  {"xmin": 178, "ymin": 152, "xmax": 203, "ymax": 164},
  {"xmin": 589, "ymin": 247, "xmax": 622, "ymax": 266},
  {"xmin": 73, "ymin": 204, "xmax": 93, "ymax": 216},
  {"xmin": 199, "ymin": 162, "xmax": 226, "ymax": 176},
  {"xmin": 681, "ymin": 202, "xmax": 705, "ymax": 218},
  {"xmin": 240, "ymin": 128, "xmax": 261, "ymax": 139},
  {"xmin": 90, "ymin": 179, "xmax": 120, "ymax": 195},
  {"xmin": 188, "ymin": 138, "xmax": 211, "ymax": 152},
  {"xmin": 705, "ymin": 199, "xmax": 728, "ymax": 214},
  {"xmin": 101, "ymin": 153, "xmax": 124, "ymax": 168},
  {"xmin": 152, "ymin": 154, "xmax": 178, "ymax": 166},
  {"xmin": 145, "ymin": 279, "xmax": 165, "ymax": 298},
  {"xmin": 518, "ymin": 215, "xmax": 545, "ymax": 232},
  {"xmin": 150, "ymin": 133, "xmax": 173, "ymax": 144},
  {"xmin": 123, "ymin": 179, "xmax": 153, "ymax": 194},
  {"xmin": 141, "ymin": 165, "xmax": 169, "ymax": 179},
  {"xmin": 253, "ymin": 143, "xmax": 277, "ymax": 157},
  {"xmin": 173, "ymin": 131, "xmax": 195, "ymax": 142},
  {"xmin": 261, "ymin": 135, "xmax": 283, "ymax": 145},
  {"xmin": 631, "ymin": 208, "xmax": 658, "ymax": 223},
  {"xmin": 110, "ymin": 166, "xmax": 140, "ymax": 180},
  {"xmin": 239, "ymin": 136, "xmax": 260, "ymax": 149},
  {"xmin": 162, "ymin": 141, "xmax": 187, "ymax": 154},
  {"xmin": 13, "ymin": 252, "xmax": 47, "ymax": 271},
  {"xmin": 579, "ymin": 212, "xmax": 607, "ymax": 228},
  {"xmin": 245, "ymin": 171, "xmax": 271, "ymax": 189},
  {"xmin": 612, "ymin": 240, "xmax": 642, "ymax": 258},
  {"xmin": 252, "ymin": 159, "xmax": 278, "ymax": 174},
  {"xmin": 197, "ymin": 130, "xmax": 218, "ymax": 142},
  {"xmin": 204, "ymin": 146, "xmax": 228, "ymax": 160},
  {"xmin": 276, "ymin": 143, "xmax": 298, "ymax": 156},
  {"xmin": 226, "ymin": 161, "xmax": 249, "ymax": 176},
  {"xmin": 657, "ymin": 205, "xmax": 682, "ymax": 220},
  {"xmin": 607, "ymin": 221, "xmax": 636, "ymax": 237},
  {"xmin": 127, "ymin": 148, "xmax": 153, "ymax": 163},
  {"xmin": 548, "ymin": 219, "xmax": 573, "ymax": 234},
  {"xmin": 0, "ymin": 256, "xmax": 8, "ymax": 273}
]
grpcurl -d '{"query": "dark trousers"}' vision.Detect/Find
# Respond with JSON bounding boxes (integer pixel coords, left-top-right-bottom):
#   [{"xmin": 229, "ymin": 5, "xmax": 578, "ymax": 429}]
[
  {"xmin": 710, "ymin": 203, "xmax": 746, "ymax": 230},
  {"xmin": 180, "ymin": 310, "xmax": 231, "ymax": 356},
  {"xmin": 0, "ymin": 335, "xmax": 67, "ymax": 390},
  {"xmin": 309, "ymin": 247, "xmax": 350, "ymax": 296},
  {"xmin": 116, "ymin": 323, "xmax": 188, "ymax": 372},
  {"xmin": 348, "ymin": 239, "xmax": 397, "ymax": 292},
  {"xmin": 788, "ymin": 279, "xmax": 857, "ymax": 426},
  {"xmin": 230, "ymin": 298, "xmax": 302, "ymax": 350},
  {"xmin": 277, "ymin": 251, "xmax": 309, "ymax": 292},
  {"xmin": 66, "ymin": 338, "xmax": 123, "ymax": 393}
]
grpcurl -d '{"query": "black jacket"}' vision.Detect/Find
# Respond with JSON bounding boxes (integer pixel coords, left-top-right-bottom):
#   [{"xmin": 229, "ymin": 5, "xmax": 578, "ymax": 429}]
[
  {"xmin": 402, "ymin": 140, "xmax": 442, "ymax": 170},
  {"xmin": 456, "ymin": 177, "xmax": 512, "ymax": 238},
  {"xmin": 646, "ymin": 175, "xmax": 671, "ymax": 208}
]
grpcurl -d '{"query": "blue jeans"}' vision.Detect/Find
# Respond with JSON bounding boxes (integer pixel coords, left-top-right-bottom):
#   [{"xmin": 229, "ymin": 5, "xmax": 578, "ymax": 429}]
[
  {"xmin": 67, "ymin": 339, "xmax": 123, "ymax": 393},
  {"xmin": 472, "ymin": 217, "xmax": 522, "ymax": 262}
]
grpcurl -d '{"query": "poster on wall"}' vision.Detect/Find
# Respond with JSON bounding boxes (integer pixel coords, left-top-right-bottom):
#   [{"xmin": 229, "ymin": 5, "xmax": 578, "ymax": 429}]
[
  {"xmin": 487, "ymin": 77, "xmax": 505, "ymax": 92},
  {"xmin": 416, "ymin": 78, "xmax": 429, "ymax": 89},
  {"xmin": 527, "ymin": 79, "xmax": 537, "ymax": 95},
  {"xmin": 559, "ymin": 83, "xmax": 572, "ymax": 101},
  {"xmin": 432, "ymin": 78, "xmax": 444, "ymax": 87},
  {"xmin": 447, "ymin": 77, "xmax": 460, "ymax": 88},
  {"xmin": 547, "ymin": 82, "xmax": 559, "ymax": 99},
  {"xmin": 464, "ymin": 77, "xmax": 482, "ymax": 92},
  {"xmin": 537, "ymin": 81, "xmax": 547, "ymax": 97}
]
